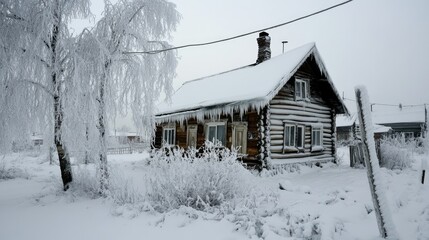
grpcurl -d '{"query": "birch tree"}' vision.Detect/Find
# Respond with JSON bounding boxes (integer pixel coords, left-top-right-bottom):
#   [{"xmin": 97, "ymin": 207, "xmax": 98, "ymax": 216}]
[
  {"xmin": 0, "ymin": 0, "xmax": 91, "ymax": 190},
  {"xmin": 82, "ymin": 0, "xmax": 180, "ymax": 193},
  {"xmin": 0, "ymin": 0, "xmax": 180, "ymax": 193}
]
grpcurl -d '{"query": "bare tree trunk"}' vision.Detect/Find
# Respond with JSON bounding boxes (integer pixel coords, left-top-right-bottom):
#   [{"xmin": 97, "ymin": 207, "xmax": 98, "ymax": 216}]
[
  {"xmin": 96, "ymin": 61, "xmax": 110, "ymax": 194},
  {"xmin": 51, "ymin": 7, "xmax": 72, "ymax": 191},
  {"xmin": 84, "ymin": 125, "xmax": 89, "ymax": 164}
]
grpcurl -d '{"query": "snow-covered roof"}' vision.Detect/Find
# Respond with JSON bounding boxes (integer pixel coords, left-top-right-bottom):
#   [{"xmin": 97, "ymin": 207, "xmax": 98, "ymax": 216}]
[
  {"xmin": 373, "ymin": 124, "xmax": 392, "ymax": 134},
  {"xmin": 156, "ymin": 43, "xmax": 347, "ymax": 123},
  {"xmin": 372, "ymin": 105, "xmax": 427, "ymax": 125},
  {"xmin": 336, "ymin": 114, "xmax": 357, "ymax": 127},
  {"xmin": 108, "ymin": 131, "xmax": 138, "ymax": 137}
]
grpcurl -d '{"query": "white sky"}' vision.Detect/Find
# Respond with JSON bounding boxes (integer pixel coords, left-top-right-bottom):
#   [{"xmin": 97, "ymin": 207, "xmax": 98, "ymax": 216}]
[
  {"xmin": 168, "ymin": 0, "xmax": 429, "ymax": 111},
  {"xmin": 73, "ymin": 0, "xmax": 429, "ymax": 129}
]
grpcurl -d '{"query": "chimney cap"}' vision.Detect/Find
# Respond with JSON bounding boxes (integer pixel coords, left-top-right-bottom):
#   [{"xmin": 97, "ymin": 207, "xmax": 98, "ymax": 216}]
[{"xmin": 259, "ymin": 31, "xmax": 269, "ymax": 37}]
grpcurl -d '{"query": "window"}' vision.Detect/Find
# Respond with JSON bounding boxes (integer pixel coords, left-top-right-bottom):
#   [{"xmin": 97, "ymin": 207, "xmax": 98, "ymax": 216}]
[
  {"xmin": 403, "ymin": 132, "xmax": 414, "ymax": 139},
  {"xmin": 284, "ymin": 124, "xmax": 296, "ymax": 147},
  {"xmin": 295, "ymin": 79, "xmax": 308, "ymax": 100},
  {"xmin": 311, "ymin": 125, "xmax": 323, "ymax": 148},
  {"xmin": 284, "ymin": 124, "xmax": 305, "ymax": 150},
  {"xmin": 162, "ymin": 127, "xmax": 176, "ymax": 146},
  {"xmin": 232, "ymin": 123, "xmax": 248, "ymax": 154},
  {"xmin": 206, "ymin": 122, "xmax": 226, "ymax": 145},
  {"xmin": 187, "ymin": 125, "xmax": 198, "ymax": 148},
  {"xmin": 297, "ymin": 126, "xmax": 304, "ymax": 148}
]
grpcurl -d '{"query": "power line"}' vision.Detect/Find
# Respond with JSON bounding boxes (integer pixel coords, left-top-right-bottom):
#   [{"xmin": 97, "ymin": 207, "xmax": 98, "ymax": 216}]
[
  {"xmin": 343, "ymin": 97, "xmax": 427, "ymax": 108},
  {"xmin": 124, "ymin": 0, "xmax": 354, "ymax": 55}
]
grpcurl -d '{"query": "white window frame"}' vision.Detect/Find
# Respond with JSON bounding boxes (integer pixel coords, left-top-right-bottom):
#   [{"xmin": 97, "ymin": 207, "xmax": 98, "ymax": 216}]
[
  {"xmin": 296, "ymin": 125, "xmax": 305, "ymax": 149},
  {"xmin": 231, "ymin": 122, "xmax": 248, "ymax": 154},
  {"xmin": 403, "ymin": 132, "xmax": 414, "ymax": 139},
  {"xmin": 284, "ymin": 124, "xmax": 296, "ymax": 147},
  {"xmin": 283, "ymin": 123, "xmax": 305, "ymax": 153},
  {"xmin": 162, "ymin": 126, "xmax": 176, "ymax": 146},
  {"xmin": 311, "ymin": 125, "xmax": 323, "ymax": 151},
  {"xmin": 205, "ymin": 122, "xmax": 227, "ymax": 145},
  {"xmin": 186, "ymin": 124, "xmax": 198, "ymax": 148},
  {"xmin": 295, "ymin": 79, "xmax": 308, "ymax": 100}
]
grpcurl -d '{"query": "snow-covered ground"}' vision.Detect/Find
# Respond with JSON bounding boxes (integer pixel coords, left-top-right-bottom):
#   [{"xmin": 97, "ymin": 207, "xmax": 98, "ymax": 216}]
[{"xmin": 0, "ymin": 147, "xmax": 428, "ymax": 240}]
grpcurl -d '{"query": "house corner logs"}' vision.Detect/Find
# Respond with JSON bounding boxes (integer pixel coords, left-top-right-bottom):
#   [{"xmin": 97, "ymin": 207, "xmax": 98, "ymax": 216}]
[
  {"xmin": 258, "ymin": 106, "xmax": 271, "ymax": 167},
  {"xmin": 331, "ymin": 109, "xmax": 337, "ymax": 163}
]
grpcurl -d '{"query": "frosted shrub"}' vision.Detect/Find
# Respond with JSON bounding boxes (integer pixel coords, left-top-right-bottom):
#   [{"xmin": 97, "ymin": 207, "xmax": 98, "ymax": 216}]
[
  {"xmin": 109, "ymin": 171, "xmax": 144, "ymax": 206},
  {"xmin": 146, "ymin": 141, "xmax": 253, "ymax": 212},
  {"xmin": 379, "ymin": 136, "xmax": 413, "ymax": 170},
  {"xmin": 0, "ymin": 159, "xmax": 29, "ymax": 180},
  {"xmin": 70, "ymin": 166, "xmax": 100, "ymax": 198}
]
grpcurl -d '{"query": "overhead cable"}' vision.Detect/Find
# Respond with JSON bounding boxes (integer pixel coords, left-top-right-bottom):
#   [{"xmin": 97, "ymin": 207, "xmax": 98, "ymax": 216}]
[{"xmin": 124, "ymin": 0, "xmax": 353, "ymax": 55}]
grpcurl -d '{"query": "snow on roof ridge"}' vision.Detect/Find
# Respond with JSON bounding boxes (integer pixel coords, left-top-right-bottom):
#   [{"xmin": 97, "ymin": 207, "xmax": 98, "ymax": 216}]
[
  {"xmin": 180, "ymin": 64, "xmax": 254, "ymax": 86},
  {"xmin": 156, "ymin": 42, "xmax": 347, "ymax": 123}
]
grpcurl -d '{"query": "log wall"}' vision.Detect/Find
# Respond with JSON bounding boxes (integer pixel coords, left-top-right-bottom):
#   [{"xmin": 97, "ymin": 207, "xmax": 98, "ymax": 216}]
[
  {"xmin": 153, "ymin": 110, "xmax": 262, "ymax": 166},
  {"xmin": 268, "ymin": 70, "xmax": 336, "ymax": 163}
]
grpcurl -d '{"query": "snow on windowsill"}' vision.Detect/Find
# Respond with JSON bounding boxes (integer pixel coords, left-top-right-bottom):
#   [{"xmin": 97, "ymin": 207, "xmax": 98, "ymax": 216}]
[
  {"xmin": 282, "ymin": 146, "xmax": 305, "ymax": 153},
  {"xmin": 311, "ymin": 146, "xmax": 324, "ymax": 152},
  {"xmin": 296, "ymin": 98, "xmax": 310, "ymax": 103}
]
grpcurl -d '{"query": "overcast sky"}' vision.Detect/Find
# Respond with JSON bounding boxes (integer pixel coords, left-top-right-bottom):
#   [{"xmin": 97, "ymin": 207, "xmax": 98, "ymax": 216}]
[
  {"xmin": 73, "ymin": 0, "xmax": 429, "ymax": 129},
  {"xmin": 168, "ymin": 0, "xmax": 429, "ymax": 111}
]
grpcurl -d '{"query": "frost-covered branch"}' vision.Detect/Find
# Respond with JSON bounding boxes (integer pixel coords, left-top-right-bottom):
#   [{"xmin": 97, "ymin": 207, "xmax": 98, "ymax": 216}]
[{"xmin": 17, "ymin": 79, "xmax": 54, "ymax": 97}]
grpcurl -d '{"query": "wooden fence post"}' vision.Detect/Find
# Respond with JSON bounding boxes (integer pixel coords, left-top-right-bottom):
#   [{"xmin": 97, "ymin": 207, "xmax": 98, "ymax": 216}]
[
  {"xmin": 356, "ymin": 87, "xmax": 395, "ymax": 239},
  {"xmin": 422, "ymin": 158, "xmax": 427, "ymax": 184}
]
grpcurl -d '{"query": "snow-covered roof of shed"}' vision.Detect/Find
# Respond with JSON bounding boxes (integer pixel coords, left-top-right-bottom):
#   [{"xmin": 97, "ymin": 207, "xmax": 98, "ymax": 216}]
[
  {"xmin": 372, "ymin": 105, "xmax": 427, "ymax": 125},
  {"xmin": 156, "ymin": 43, "xmax": 347, "ymax": 122},
  {"xmin": 336, "ymin": 114, "xmax": 357, "ymax": 127},
  {"xmin": 373, "ymin": 124, "xmax": 392, "ymax": 133}
]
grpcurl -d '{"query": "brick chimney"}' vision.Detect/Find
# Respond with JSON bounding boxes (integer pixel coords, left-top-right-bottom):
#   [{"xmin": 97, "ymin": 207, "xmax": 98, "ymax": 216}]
[{"xmin": 256, "ymin": 32, "xmax": 271, "ymax": 64}]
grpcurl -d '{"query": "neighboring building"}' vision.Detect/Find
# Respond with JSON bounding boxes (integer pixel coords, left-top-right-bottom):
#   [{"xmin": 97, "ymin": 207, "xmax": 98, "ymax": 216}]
[
  {"xmin": 30, "ymin": 134, "xmax": 44, "ymax": 147},
  {"xmin": 336, "ymin": 114, "xmax": 393, "ymax": 143},
  {"xmin": 108, "ymin": 131, "xmax": 142, "ymax": 146},
  {"xmin": 372, "ymin": 105, "xmax": 427, "ymax": 139},
  {"xmin": 372, "ymin": 124, "xmax": 393, "ymax": 141},
  {"xmin": 154, "ymin": 32, "xmax": 347, "ymax": 168},
  {"xmin": 336, "ymin": 114, "xmax": 358, "ymax": 142}
]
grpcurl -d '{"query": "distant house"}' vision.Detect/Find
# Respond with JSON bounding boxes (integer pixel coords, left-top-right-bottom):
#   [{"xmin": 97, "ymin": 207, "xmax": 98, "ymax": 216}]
[
  {"xmin": 30, "ymin": 134, "xmax": 44, "ymax": 147},
  {"xmin": 336, "ymin": 114, "xmax": 358, "ymax": 143},
  {"xmin": 108, "ymin": 131, "xmax": 142, "ymax": 146},
  {"xmin": 336, "ymin": 114, "xmax": 392, "ymax": 143},
  {"xmin": 372, "ymin": 105, "xmax": 427, "ymax": 139},
  {"xmin": 154, "ymin": 32, "xmax": 347, "ymax": 168}
]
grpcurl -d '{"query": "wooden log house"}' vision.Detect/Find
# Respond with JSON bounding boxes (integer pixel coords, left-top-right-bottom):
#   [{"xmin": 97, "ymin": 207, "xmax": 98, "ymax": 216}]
[{"xmin": 154, "ymin": 32, "xmax": 348, "ymax": 168}]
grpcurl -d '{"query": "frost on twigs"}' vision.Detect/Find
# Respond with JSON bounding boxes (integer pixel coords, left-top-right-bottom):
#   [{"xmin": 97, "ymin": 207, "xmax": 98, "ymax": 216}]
[
  {"xmin": 146, "ymin": 141, "xmax": 254, "ymax": 212},
  {"xmin": 379, "ymin": 136, "xmax": 413, "ymax": 170}
]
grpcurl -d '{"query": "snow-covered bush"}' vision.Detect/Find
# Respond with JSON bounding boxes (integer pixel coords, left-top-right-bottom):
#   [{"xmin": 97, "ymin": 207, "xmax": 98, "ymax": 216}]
[
  {"xmin": 379, "ymin": 136, "xmax": 413, "ymax": 170},
  {"xmin": 0, "ymin": 158, "xmax": 29, "ymax": 180},
  {"xmin": 109, "ymin": 171, "xmax": 144, "ymax": 206},
  {"xmin": 145, "ymin": 141, "xmax": 254, "ymax": 212},
  {"xmin": 70, "ymin": 166, "xmax": 100, "ymax": 198}
]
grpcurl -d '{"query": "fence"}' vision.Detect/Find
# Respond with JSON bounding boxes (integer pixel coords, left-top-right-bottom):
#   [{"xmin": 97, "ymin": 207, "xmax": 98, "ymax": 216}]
[
  {"xmin": 107, "ymin": 147, "xmax": 132, "ymax": 155},
  {"xmin": 349, "ymin": 141, "xmax": 381, "ymax": 167}
]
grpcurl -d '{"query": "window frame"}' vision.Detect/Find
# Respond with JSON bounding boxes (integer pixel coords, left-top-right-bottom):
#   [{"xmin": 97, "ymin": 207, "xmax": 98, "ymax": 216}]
[
  {"xmin": 283, "ymin": 124, "xmax": 296, "ymax": 147},
  {"xmin": 295, "ymin": 79, "xmax": 309, "ymax": 100},
  {"xmin": 162, "ymin": 126, "xmax": 176, "ymax": 146},
  {"xmin": 205, "ymin": 121, "xmax": 227, "ymax": 145},
  {"xmin": 311, "ymin": 125, "xmax": 323, "ymax": 151},
  {"xmin": 403, "ymin": 132, "xmax": 414, "ymax": 139},
  {"xmin": 296, "ymin": 125, "xmax": 305, "ymax": 149},
  {"xmin": 186, "ymin": 124, "xmax": 198, "ymax": 148},
  {"xmin": 283, "ymin": 123, "xmax": 306, "ymax": 153}
]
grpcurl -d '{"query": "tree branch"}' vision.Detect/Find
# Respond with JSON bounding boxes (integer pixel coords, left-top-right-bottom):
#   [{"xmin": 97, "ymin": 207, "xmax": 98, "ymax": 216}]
[
  {"xmin": 20, "ymin": 48, "xmax": 51, "ymax": 69},
  {"xmin": 17, "ymin": 79, "xmax": 54, "ymax": 97}
]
